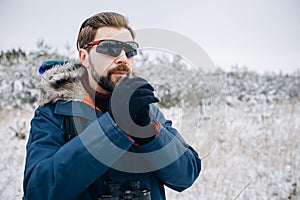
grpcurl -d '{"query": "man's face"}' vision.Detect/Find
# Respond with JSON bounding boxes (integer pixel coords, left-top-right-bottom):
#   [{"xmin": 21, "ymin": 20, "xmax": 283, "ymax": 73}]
[{"xmin": 80, "ymin": 27, "xmax": 135, "ymax": 93}]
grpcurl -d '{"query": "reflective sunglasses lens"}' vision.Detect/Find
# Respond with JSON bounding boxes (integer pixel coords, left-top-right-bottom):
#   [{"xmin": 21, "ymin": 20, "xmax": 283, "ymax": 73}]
[
  {"xmin": 125, "ymin": 50, "xmax": 138, "ymax": 58},
  {"xmin": 95, "ymin": 40, "xmax": 138, "ymax": 57},
  {"xmin": 124, "ymin": 42, "xmax": 138, "ymax": 52},
  {"xmin": 124, "ymin": 42, "xmax": 138, "ymax": 58},
  {"xmin": 96, "ymin": 40, "xmax": 122, "ymax": 57}
]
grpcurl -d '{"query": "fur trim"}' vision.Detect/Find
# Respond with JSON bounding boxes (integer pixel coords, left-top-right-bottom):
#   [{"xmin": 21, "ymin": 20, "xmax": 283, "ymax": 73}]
[{"xmin": 38, "ymin": 62, "xmax": 87, "ymax": 106}]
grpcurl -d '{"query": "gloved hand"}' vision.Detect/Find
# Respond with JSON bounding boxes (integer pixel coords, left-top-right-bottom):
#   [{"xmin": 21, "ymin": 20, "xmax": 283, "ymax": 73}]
[
  {"xmin": 128, "ymin": 78, "xmax": 159, "ymax": 126},
  {"xmin": 109, "ymin": 77, "xmax": 159, "ymax": 127}
]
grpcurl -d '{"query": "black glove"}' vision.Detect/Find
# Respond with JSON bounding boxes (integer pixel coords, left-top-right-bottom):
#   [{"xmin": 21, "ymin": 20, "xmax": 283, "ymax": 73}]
[
  {"xmin": 128, "ymin": 78, "xmax": 159, "ymax": 126},
  {"xmin": 109, "ymin": 77, "xmax": 159, "ymax": 127}
]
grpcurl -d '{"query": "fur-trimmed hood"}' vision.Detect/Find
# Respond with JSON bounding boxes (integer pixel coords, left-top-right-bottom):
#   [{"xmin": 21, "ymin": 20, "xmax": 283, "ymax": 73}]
[{"xmin": 38, "ymin": 62, "xmax": 87, "ymax": 106}]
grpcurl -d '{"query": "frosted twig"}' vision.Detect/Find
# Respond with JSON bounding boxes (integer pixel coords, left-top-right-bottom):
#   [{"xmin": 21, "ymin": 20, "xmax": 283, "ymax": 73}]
[{"xmin": 233, "ymin": 180, "xmax": 252, "ymax": 200}]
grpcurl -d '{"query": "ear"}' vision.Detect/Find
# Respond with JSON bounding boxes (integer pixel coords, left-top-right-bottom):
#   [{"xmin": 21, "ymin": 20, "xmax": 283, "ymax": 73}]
[{"xmin": 79, "ymin": 49, "xmax": 89, "ymax": 68}]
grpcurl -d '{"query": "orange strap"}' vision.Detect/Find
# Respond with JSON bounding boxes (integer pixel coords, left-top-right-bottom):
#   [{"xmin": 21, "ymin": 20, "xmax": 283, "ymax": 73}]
[
  {"xmin": 82, "ymin": 93, "xmax": 101, "ymax": 111},
  {"xmin": 126, "ymin": 120, "xmax": 160, "ymax": 146}
]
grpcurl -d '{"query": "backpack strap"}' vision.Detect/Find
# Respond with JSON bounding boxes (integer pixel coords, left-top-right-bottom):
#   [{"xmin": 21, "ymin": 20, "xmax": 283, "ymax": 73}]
[
  {"xmin": 39, "ymin": 60, "xmax": 68, "ymax": 74},
  {"xmin": 63, "ymin": 116, "xmax": 88, "ymax": 142}
]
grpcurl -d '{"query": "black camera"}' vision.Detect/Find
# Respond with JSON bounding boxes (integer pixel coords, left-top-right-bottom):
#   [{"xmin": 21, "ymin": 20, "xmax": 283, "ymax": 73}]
[{"xmin": 98, "ymin": 180, "xmax": 151, "ymax": 200}]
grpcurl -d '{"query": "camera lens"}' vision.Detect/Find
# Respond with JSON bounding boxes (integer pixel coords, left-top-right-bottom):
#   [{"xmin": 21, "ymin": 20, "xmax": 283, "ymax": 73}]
[
  {"xmin": 130, "ymin": 180, "xmax": 141, "ymax": 190},
  {"xmin": 122, "ymin": 190, "xmax": 134, "ymax": 200}
]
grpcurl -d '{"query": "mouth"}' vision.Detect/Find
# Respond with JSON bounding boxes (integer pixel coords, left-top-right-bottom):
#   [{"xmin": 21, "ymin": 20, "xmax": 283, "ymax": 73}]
[{"xmin": 112, "ymin": 71, "xmax": 128, "ymax": 76}]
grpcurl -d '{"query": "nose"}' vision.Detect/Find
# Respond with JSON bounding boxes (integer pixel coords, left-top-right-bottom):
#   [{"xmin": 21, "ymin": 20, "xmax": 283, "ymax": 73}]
[{"xmin": 114, "ymin": 50, "xmax": 129, "ymax": 65}]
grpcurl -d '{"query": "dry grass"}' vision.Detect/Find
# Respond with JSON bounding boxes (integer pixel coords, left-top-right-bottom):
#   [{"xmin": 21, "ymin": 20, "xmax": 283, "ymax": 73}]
[
  {"xmin": 0, "ymin": 99, "xmax": 299, "ymax": 199},
  {"xmin": 166, "ymin": 98, "xmax": 300, "ymax": 199}
]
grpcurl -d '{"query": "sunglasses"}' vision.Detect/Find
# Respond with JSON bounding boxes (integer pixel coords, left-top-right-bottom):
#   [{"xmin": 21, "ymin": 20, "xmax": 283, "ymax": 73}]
[{"xmin": 83, "ymin": 39, "xmax": 139, "ymax": 58}]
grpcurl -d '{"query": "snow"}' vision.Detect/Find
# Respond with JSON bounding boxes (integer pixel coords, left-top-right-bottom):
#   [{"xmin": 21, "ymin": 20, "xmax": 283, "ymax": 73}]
[
  {"xmin": 1, "ymin": 99, "xmax": 299, "ymax": 199},
  {"xmin": 0, "ymin": 110, "xmax": 32, "ymax": 200},
  {"xmin": 164, "ymin": 99, "xmax": 300, "ymax": 199},
  {"xmin": 0, "ymin": 51, "xmax": 299, "ymax": 199}
]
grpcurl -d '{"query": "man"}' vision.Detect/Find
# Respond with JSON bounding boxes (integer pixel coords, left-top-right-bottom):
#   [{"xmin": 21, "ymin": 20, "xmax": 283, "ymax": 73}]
[{"xmin": 23, "ymin": 12, "xmax": 201, "ymax": 200}]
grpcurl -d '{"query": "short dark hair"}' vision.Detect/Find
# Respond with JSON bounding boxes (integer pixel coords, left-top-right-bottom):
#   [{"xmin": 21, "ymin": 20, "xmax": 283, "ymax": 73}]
[{"xmin": 76, "ymin": 12, "xmax": 135, "ymax": 50}]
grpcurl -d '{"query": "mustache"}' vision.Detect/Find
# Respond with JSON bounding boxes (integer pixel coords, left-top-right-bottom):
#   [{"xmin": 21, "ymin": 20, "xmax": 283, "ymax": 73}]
[{"xmin": 108, "ymin": 65, "xmax": 130, "ymax": 76}]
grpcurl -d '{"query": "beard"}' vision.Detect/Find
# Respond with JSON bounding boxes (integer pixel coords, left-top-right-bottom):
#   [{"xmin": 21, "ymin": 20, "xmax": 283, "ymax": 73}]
[{"xmin": 91, "ymin": 64, "xmax": 131, "ymax": 92}]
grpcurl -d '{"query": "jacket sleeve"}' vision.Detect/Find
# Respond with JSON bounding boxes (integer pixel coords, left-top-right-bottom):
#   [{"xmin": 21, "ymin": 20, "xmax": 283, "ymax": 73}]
[
  {"xmin": 23, "ymin": 105, "xmax": 133, "ymax": 200},
  {"xmin": 134, "ymin": 105, "xmax": 201, "ymax": 192}
]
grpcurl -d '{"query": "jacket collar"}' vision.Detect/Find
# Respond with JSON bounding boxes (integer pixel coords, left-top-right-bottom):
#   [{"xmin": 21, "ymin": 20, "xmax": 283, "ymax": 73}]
[
  {"xmin": 54, "ymin": 100, "xmax": 101, "ymax": 121},
  {"xmin": 38, "ymin": 62, "xmax": 87, "ymax": 106}
]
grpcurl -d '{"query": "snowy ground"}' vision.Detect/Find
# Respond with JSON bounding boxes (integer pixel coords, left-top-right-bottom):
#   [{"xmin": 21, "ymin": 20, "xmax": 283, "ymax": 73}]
[
  {"xmin": 0, "ymin": 99, "xmax": 299, "ymax": 199},
  {"xmin": 0, "ymin": 108, "xmax": 33, "ymax": 200},
  {"xmin": 166, "ymin": 98, "xmax": 300, "ymax": 199}
]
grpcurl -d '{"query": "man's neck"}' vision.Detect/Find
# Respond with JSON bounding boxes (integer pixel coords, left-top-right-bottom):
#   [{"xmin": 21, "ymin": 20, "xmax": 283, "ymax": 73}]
[
  {"xmin": 88, "ymin": 76, "xmax": 111, "ymax": 94},
  {"xmin": 81, "ymin": 74, "xmax": 111, "ymax": 112}
]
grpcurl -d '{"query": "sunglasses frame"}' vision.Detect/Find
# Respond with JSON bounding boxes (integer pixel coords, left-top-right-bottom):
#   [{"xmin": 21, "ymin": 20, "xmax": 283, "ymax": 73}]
[{"xmin": 83, "ymin": 39, "xmax": 139, "ymax": 58}]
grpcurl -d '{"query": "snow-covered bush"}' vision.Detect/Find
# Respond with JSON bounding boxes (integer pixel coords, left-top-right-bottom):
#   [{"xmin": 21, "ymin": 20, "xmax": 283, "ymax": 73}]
[
  {"xmin": 0, "ymin": 46, "xmax": 299, "ymax": 111},
  {"xmin": 0, "ymin": 41, "xmax": 70, "ymax": 110}
]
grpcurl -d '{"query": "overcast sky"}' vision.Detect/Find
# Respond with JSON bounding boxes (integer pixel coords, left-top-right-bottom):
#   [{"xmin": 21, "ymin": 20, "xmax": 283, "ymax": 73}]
[{"xmin": 1, "ymin": 0, "xmax": 299, "ymax": 73}]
